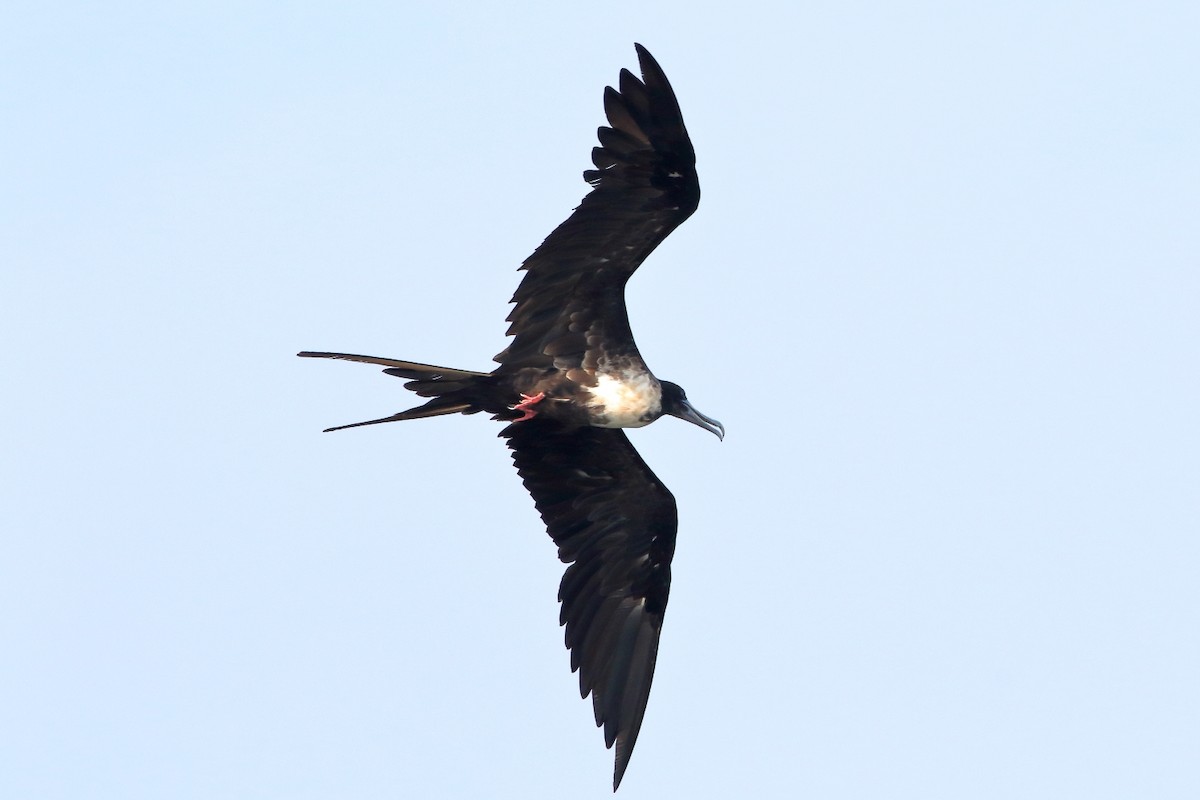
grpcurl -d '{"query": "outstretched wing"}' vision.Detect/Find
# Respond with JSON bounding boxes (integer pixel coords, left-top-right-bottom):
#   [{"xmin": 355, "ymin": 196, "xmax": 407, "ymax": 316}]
[
  {"xmin": 495, "ymin": 44, "xmax": 700, "ymax": 381},
  {"xmin": 503, "ymin": 420, "xmax": 678, "ymax": 790}
]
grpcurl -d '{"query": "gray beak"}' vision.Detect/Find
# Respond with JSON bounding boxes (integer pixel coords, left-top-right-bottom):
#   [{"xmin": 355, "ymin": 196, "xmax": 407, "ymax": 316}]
[{"xmin": 671, "ymin": 400, "xmax": 725, "ymax": 441}]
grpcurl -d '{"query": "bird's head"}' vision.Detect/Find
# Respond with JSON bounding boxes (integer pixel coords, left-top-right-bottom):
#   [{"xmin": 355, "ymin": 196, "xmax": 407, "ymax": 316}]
[{"xmin": 660, "ymin": 381, "xmax": 724, "ymax": 441}]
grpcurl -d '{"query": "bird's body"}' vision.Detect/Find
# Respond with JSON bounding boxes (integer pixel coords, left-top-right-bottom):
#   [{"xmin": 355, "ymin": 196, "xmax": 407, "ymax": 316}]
[
  {"xmin": 300, "ymin": 44, "xmax": 720, "ymax": 790},
  {"xmin": 583, "ymin": 363, "xmax": 663, "ymax": 428}
]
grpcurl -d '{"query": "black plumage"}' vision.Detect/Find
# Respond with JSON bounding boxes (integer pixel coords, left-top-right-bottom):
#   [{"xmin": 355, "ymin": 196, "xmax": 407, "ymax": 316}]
[{"xmin": 299, "ymin": 44, "xmax": 721, "ymax": 790}]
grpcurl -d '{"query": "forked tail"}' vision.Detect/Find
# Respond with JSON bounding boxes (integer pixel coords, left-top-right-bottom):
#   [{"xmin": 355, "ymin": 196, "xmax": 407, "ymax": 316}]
[{"xmin": 297, "ymin": 351, "xmax": 496, "ymax": 431}]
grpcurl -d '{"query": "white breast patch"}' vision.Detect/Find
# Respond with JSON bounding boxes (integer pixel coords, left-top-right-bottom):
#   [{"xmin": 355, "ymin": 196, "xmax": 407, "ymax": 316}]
[{"xmin": 585, "ymin": 370, "xmax": 662, "ymax": 428}]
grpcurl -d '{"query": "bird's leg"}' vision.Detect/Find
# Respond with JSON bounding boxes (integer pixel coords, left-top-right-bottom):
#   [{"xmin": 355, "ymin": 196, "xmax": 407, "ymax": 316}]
[{"xmin": 510, "ymin": 392, "xmax": 545, "ymax": 422}]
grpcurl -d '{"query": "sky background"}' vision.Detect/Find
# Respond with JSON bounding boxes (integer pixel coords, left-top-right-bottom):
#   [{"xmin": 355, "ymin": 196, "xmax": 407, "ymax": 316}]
[{"xmin": 3, "ymin": 2, "xmax": 1198, "ymax": 798}]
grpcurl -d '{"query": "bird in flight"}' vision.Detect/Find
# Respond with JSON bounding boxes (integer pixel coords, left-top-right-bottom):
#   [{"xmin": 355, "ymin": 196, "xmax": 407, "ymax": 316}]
[{"xmin": 299, "ymin": 44, "xmax": 721, "ymax": 790}]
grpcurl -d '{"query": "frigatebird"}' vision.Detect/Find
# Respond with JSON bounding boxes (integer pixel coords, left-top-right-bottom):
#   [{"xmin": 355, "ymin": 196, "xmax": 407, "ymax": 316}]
[{"xmin": 299, "ymin": 44, "xmax": 721, "ymax": 790}]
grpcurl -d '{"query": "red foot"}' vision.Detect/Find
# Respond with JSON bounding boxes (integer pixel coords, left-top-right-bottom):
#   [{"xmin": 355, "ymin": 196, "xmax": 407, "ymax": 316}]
[{"xmin": 510, "ymin": 391, "xmax": 545, "ymax": 422}]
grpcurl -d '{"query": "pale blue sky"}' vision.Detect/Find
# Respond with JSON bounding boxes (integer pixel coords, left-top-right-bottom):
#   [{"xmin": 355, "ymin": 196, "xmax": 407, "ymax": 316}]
[{"xmin": 3, "ymin": 2, "xmax": 1198, "ymax": 798}]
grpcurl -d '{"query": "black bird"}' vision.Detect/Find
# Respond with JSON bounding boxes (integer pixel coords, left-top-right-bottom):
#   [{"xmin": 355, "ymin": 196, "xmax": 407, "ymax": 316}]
[{"xmin": 299, "ymin": 44, "xmax": 721, "ymax": 790}]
